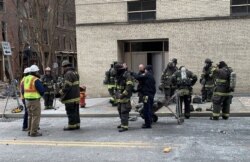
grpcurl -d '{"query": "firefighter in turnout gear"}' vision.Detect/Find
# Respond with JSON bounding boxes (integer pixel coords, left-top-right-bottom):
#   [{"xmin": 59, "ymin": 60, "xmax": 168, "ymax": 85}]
[
  {"xmin": 171, "ymin": 66, "xmax": 197, "ymax": 119},
  {"xmin": 210, "ymin": 61, "xmax": 234, "ymax": 120},
  {"xmin": 23, "ymin": 65, "xmax": 45, "ymax": 137},
  {"xmin": 59, "ymin": 60, "xmax": 80, "ymax": 130},
  {"xmin": 115, "ymin": 63, "xmax": 134, "ymax": 132},
  {"xmin": 104, "ymin": 62, "xmax": 118, "ymax": 106},
  {"xmin": 200, "ymin": 58, "xmax": 215, "ymax": 102},
  {"xmin": 160, "ymin": 58, "xmax": 178, "ymax": 101},
  {"xmin": 41, "ymin": 67, "xmax": 56, "ymax": 109}
]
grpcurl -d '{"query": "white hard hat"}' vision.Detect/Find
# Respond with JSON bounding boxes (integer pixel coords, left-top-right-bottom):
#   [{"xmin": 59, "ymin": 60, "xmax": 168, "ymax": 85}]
[
  {"xmin": 30, "ymin": 65, "xmax": 39, "ymax": 72},
  {"xmin": 181, "ymin": 67, "xmax": 186, "ymax": 72},
  {"xmin": 23, "ymin": 67, "xmax": 31, "ymax": 74}
]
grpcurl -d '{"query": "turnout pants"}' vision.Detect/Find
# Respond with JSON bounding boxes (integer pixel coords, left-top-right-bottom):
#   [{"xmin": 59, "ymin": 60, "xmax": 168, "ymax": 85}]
[
  {"xmin": 117, "ymin": 102, "xmax": 132, "ymax": 128},
  {"xmin": 143, "ymin": 95, "xmax": 154, "ymax": 127},
  {"xmin": 179, "ymin": 95, "xmax": 192, "ymax": 118},
  {"xmin": 44, "ymin": 92, "xmax": 54, "ymax": 108},
  {"xmin": 212, "ymin": 95, "xmax": 232, "ymax": 118},
  {"xmin": 26, "ymin": 99, "xmax": 41, "ymax": 135},
  {"xmin": 65, "ymin": 102, "xmax": 80, "ymax": 127},
  {"xmin": 201, "ymin": 87, "xmax": 213, "ymax": 102}
]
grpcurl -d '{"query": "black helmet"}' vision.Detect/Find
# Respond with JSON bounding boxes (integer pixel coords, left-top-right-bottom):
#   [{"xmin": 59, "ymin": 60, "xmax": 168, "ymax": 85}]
[
  {"xmin": 172, "ymin": 58, "xmax": 177, "ymax": 64},
  {"xmin": 205, "ymin": 58, "xmax": 212, "ymax": 64},
  {"xmin": 218, "ymin": 61, "xmax": 227, "ymax": 68},
  {"xmin": 114, "ymin": 64, "xmax": 124, "ymax": 70}
]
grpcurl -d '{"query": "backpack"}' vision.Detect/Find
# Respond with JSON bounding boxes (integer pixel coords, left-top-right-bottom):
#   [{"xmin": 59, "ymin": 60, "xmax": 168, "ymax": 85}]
[
  {"xmin": 103, "ymin": 70, "xmax": 110, "ymax": 85},
  {"xmin": 229, "ymin": 67, "xmax": 236, "ymax": 92}
]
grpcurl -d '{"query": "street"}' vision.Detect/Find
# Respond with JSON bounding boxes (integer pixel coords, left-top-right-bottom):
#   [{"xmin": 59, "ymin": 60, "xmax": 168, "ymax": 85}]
[{"xmin": 0, "ymin": 117, "xmax": 250, "ymax": 162}]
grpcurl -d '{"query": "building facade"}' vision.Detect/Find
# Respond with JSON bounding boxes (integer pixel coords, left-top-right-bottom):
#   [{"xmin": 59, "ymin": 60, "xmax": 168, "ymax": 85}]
[
  {"xmin": 76, "ymin": 0, "xmax": 250, "ymax": 97},
  {"xmin": 0, "ymin": 0, "xmax": 20, "ymax": 81},
  {"xmin": 0, "ymin": 0, "xmax": 77, "ymax": 81}
]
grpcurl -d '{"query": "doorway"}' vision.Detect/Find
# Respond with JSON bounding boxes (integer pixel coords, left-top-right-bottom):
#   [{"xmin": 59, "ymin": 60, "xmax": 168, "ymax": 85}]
[{"xmin": 121, "ymin": 40, "xmax": 169, "ymax": 90}]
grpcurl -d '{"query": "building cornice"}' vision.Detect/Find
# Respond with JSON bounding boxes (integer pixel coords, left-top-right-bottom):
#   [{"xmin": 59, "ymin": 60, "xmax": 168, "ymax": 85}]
[{"xmin": 76, "ymin": 15, "xmax": 250, "ymax": 27}]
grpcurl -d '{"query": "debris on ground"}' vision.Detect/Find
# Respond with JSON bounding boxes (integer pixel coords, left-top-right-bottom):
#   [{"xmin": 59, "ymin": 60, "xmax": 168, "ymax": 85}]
[{"xmin": 163, "ymin": 147, "xmax": 172, "ymax": 153}]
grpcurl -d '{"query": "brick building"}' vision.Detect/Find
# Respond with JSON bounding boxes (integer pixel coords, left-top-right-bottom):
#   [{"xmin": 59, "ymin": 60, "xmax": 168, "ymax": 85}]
[
  {"xmin": 0, "ymin": 0, "xmax": 20, "ymax": 81},
  {"xmin": 0, "ymin": 0, "xmax": 77, "ymax": 81},
  {"xmin": 76, "ymin": 0, "xmax": 250, "ymax": 97}
]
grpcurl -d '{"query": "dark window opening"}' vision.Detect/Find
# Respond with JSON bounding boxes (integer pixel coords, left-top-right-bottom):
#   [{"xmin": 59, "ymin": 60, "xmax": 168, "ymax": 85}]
[
  {"xmin": 1, "ymin": 21, "xmax": 6, "ymax": 41},
  {"xmin": 232, "ymin": 0, "xmax": 247, "ymax": 5},
  {"xmin": 128, "ymin": 1, "xmax": 141, "ymax": 12},
  {"xmin": 147, "ymin": 53, "xmax": 152, "ymax": 65},
  {"xmin": 0, "ymin": 0, "xmax": 4, "ymax": 11},
  {"xmin": 231, "ymin": 0, "xmax": 250, "ymax": 15},
  {"xmin": 124, "ymin": 41, "xmax": 169, "ymax": 52},
  {"xmin": 43, "ymin": 29, "xmax": 48, "ymax": 44},
  {"xmin": 127, "ymin": 0, "xmax": 156, "ymax": 21}
]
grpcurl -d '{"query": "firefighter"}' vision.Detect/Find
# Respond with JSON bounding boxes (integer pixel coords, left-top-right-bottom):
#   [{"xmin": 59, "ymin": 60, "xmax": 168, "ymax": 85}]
[
  {"xmin": 133, "ymin": 65, "xmax": 156, "ymax": 128},
  {"xmin": 20, "ymin": 67, "xmax": 31, "ymax": 131},
  {"xmin": 210, "ymin": 61, "xmax": 234, "ymax": 120},
  {"xmin": 160, "ymin": 59, "xmax": 178, "ymax": 101},
  {"xmin": 200, "ymin": 58, "xmax": 215, "ymax": 102},
  {"xmin": 59, "ymin": 60, "xmax": 80, "ymax": 130},
  {"xmin": 171, "ymin": 66, "xmax": 197, "ymax": 119},
  {"xmin": 41, "ymin": 67, "xmax": 56, "ymax": 109},
  {"xmin": 115, "ymin": 63, "xmax": 134, "ymax": 132},
  {"xmin": 23, "ymin": 65, "xmax": 45, "ymax": 137},
  {"xmin": 104, "ymin": 62, "xmax": 117, "ymax": 106}
]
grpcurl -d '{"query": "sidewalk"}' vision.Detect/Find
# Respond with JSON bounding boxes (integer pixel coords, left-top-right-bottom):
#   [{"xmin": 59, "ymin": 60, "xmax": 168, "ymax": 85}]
[{"xmin": 1, "ymin": 95, "xmax": 250, "ymax": 118}]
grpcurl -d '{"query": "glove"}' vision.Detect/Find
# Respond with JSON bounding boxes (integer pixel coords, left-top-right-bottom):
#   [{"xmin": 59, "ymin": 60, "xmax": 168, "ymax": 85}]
[{"xmin": 115, "ymin": 92, "xmax": 122, "ymax": 99}]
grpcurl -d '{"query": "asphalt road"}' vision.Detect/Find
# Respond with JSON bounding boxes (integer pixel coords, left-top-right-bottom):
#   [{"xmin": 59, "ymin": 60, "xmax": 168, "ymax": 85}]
[{"xmin": 0, "ymin": 117, "xmax": 250, "ymax": 162}]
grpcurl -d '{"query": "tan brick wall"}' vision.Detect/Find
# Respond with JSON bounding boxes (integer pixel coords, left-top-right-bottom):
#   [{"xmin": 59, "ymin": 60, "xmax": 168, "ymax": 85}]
[
  {"xmin": 157, "ymin": 0, "xmax": 230, "ymax": 19},
  {"xmin": 75, "ymin": 0, "xmax": 127, "ymax": 5},
  {"xmin": 76, "ymin": 0, "xmax": 231, "ymax": 24},
  {"xmin": 76, "ymin": 19, "xmax": 250, "ymax": 97},
  {"xmin": 76, "ymin": 1, "xmax": 127, "ymax": 24}
]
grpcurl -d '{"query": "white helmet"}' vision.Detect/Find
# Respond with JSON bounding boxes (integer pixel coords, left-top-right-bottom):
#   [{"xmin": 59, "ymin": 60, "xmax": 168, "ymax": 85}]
[
  {"xmin": 45, "ymin": 67, "xmax": 51, "ymax": 71},
  {"xmin": 30, "ymin": 65, "xmax": 39, "ymax": 72},
  {"xmin": 23, "ymin": 67, "xmax": 31, "ymax": 74}
]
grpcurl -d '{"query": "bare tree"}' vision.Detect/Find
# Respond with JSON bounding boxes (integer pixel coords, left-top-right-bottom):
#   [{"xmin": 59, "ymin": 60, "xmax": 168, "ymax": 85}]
[{"xmin": 14, "ymin": 0, "xmax": 66, "ymax": 70}]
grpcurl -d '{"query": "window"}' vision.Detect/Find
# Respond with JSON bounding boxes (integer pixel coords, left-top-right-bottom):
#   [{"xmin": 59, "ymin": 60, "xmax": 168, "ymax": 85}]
[
  {"xmin": 43, "ymin": 29, "xmax": 48, "ymax": 44},
  {"xmin": 231, "ymin": 0, "xmax": 250, "ymax": 16},
  {"xmin": 63, "ymin": 36, "xmax": 66, "ymax": 49},
  {"xmin": 0, "ymin": 0, "xmax": 4, "ymax": 11},
  {"xmin": 124, "ymin": 41, "xmax": 168, "ymax": 52},
  {"xmin": 127, "ymin": 0, "xmax": 156, "ymax": 21},
  {"xmin": 1, "ymin": 21, "xmax": 6, "ymax": 41}
]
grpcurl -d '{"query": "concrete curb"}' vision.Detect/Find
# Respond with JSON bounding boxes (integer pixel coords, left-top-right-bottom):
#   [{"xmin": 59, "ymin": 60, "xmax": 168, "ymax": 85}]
[{"xmin": 1, "ymin": 112, "xmax": 250, "ymax": 118}]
